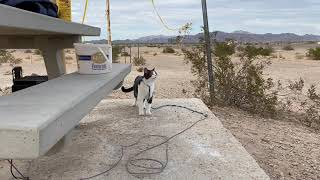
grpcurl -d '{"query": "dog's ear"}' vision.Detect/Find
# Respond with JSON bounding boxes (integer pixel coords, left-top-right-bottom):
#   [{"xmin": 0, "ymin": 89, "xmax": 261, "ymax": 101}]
[{"xmin": 152, "ymin": 68, "xmax": 155, "ymax": 71}]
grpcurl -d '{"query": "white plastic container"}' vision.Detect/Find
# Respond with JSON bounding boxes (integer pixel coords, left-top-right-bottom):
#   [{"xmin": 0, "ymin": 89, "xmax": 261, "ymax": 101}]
[{"xmin": 74, "ymin": 43, "xmax": 112, "ymax": 74}]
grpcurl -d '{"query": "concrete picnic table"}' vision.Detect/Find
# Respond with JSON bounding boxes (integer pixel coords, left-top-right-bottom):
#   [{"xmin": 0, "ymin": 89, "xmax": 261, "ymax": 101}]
[{"xmin": 0, "ymin": 4, "xmax": 132, "ymax": 159}]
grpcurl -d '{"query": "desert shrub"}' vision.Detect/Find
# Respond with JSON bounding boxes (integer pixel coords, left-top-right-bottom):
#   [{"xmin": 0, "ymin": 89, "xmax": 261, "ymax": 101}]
[
  {"xmin": 239, "ymin": 45, "xmax": 274, "ymax": 58},
  {"xmin": 0, "ymin": 50, "xmax": 21, "ymax": 64},
  {"xmin": 183, "ymin": 42, "xmax": 278, "ymax": 117},
  {"xmin": 283, "ymin": 45, "xmax": 294, "ymax": 51},
  {"xmin": 121, "ymin": 52, "xmax": 130, "ymax": 57},
  {"xmin": 133, "ymin": 56, "xmax": 146, "ymax": 66},
  {"xmin": 136, "ymin": 66, "xmax": 144, "ymax": 72},
  {"xmin": 0, "ymin": 50, "xmax": 14, "ymax": 63},
  {"xmin": 271, "ymin": 54, "xmax": 278, "ymax": 59},
  {"xmin": 153, "ymin": 53, "xmax": 158, "ymax": 56},
  {"xmin": 295, "ymin": 53, "xmax": 304, "ymax": 60},
  {"xmin": 24, "ymin": 49, "xmax": 32, "ymax": 53},
  {"xmin": 297, "ymin": 84, "xmax": 320, "ymax": 128},
  {"xmin": 288, "ymin": 78, "xmax": 304, "ymax": 91},
  {"xmin": 10, "ymin": 58, "xmax": 22, "ymax": 64},
  {"xmin": 307, "ymin": 47, "xmax": 320, "ymax": 60},
  {"xmin": 163, "ymin": 47, "xmax": 175, "ymax": 53},
  {"xmin": 112, "ymin": 46, "xmax": 123, "ymax": 63},
  {"xmin": 34, "ymin": 49, "xmax": 42, "ymax": 55}
]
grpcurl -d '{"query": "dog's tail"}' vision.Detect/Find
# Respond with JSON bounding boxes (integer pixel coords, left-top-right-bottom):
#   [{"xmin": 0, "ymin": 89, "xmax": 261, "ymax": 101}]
[{"xmin": 121, "ymin": 86, "xmax": 134, "ymax": 93}]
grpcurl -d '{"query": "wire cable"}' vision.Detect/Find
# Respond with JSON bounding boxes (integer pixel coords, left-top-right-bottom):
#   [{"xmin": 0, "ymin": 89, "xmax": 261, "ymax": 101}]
[
  {"xmin": 6, "ymin": 160, "xmax": 29, "ymax": 180},
  {"xmin": 82, "ymin": 0, "xmax": 89, "ymax": 24},
  {"xmin": 149, "ymin": 0, "xmax": 179, "ymax": 31},
  {"xmin": 80, "ymin": 104, "xmax": 208, "ymax": 179},
  {"xmin": 6, "ymin": 105, "xmax": 208, "ymax": 180}
]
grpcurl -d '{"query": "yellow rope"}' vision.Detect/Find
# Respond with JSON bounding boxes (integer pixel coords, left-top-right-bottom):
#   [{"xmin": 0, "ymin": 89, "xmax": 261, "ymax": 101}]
[
  {"xmin": 150, "ymin": 0, "xmax": 179, "ymax": 31},
  {"xmin": 82, "ymin": 0, "xmax": 89, "ymax": 24}
]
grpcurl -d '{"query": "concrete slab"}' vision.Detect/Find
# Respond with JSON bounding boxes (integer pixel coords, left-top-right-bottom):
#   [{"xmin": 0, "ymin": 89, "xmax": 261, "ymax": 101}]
[{"xmin": 8, "ymin": 98, "xmax": 269, "ymax": 180}]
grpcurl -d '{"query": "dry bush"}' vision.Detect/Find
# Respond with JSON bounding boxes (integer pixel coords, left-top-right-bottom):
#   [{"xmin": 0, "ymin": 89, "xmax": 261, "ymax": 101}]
[
  {"xmin": 283, "ymin": 45, "xmax": 294, "ymax": 51},
  {"xmin": 10, "ymin": 58, "xmax": 22, "ymax": 64},
  {"xmin": 0, "ymin": 50, "xmax": 22, "ymax": 65},
  {"xmin": 295, "ymin": 53, "xmax": 305, "ymax": 60},
  {"xmin": 153, "ymin": 53, "xmax": 158, "ymax": 56},
  {"xmin": 271, "ymin": 54, "xmax": 278, "ymax": 59},
  {"xmin": 133, "ymin": 56, "xmax": 146, "ymax": 66},
  {"xmin": 121, "ymin": 52, "xmax": 130, "ymax": 57},
  {"xmin": 163, "ymin": 47, "xmax": 175, "ymax": 53},
  {"xmin": 34, "ymin": 49, "xmax": 42, "ymax": 56},
  {"xmin": 280, "ymin": 80, "xmax": 320, "ymax": 129},
  {"xmin": 136, "ymin": 66, "xmax": 144, "ymax": 72},
  {"xmin": 24, "ymin": 49, "xmax": 32, "ymax": 53}
]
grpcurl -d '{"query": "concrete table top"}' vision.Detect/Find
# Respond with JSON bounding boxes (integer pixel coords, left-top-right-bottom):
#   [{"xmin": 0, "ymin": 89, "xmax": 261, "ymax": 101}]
[{"xmin": 0, "ymin": 4, "xmax": 100, "ymax": 36}]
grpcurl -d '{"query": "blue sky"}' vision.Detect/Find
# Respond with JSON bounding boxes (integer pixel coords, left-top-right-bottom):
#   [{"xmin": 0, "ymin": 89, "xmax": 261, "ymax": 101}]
[{"xmin": 72, "ymin": 0, "xmax": 320, "ymax": 40}]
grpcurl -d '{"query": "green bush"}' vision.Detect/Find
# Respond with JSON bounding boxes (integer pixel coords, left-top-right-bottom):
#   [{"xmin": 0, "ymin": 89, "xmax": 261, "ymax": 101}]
[
  {"xmin": 239, "ymin": 45, "xmax": 274, "ymax": 59},
  {"xmin": 133, "ymin": 56, "xmax": 146, "ymax": 66},
  {"xmin": 183, "ymin": 42, "xmax": 278, "ymax": 117},
  {"xmin": 283, "ymin": 45, "xmax": 294, "ymax": 51},
  {"xmin": 307, "ymin": 47, "xmax": 320, "ymax": 60},
  {"xmin": 163, "ymin": 47, "xmax": 175, "ymax": 53}
]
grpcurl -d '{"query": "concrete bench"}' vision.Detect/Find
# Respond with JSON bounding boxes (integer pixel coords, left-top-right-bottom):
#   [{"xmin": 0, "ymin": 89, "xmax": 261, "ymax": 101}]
[{"xmin": 0, "ymin": 64, "xmax": 131, "ymax": 159}]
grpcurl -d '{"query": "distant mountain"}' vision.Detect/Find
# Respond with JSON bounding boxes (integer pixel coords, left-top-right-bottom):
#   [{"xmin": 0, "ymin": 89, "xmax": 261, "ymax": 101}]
[
  {"xmin": 89, "ymin": 31, "xmax": 320, "ymax": 44},
  {"xmin": 232, "ymin": 30, "xmax": 253, "ymax": 34}
]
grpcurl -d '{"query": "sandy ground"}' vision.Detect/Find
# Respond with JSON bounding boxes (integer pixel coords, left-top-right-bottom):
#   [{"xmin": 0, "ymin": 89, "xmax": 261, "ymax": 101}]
[{"xmin": 1, "ymin": 44, "xmax": 320, "ymax": 179}]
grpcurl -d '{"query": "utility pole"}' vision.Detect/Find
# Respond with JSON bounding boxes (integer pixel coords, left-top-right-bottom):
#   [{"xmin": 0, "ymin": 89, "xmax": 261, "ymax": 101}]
[
  {"xmin": 106, "ymin": 0, "xmax": 112, "ymax": 45},
  {"xmin": 130, "ymin": 45, "xmax": 132, "ymax": 63},
  {"xmin": 201, "ymin": 0, "xmax": 214, "ymax": 103},
  {"xmin": 138, "ymin": 43, "xmax": 140, "ymax": 59}
]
